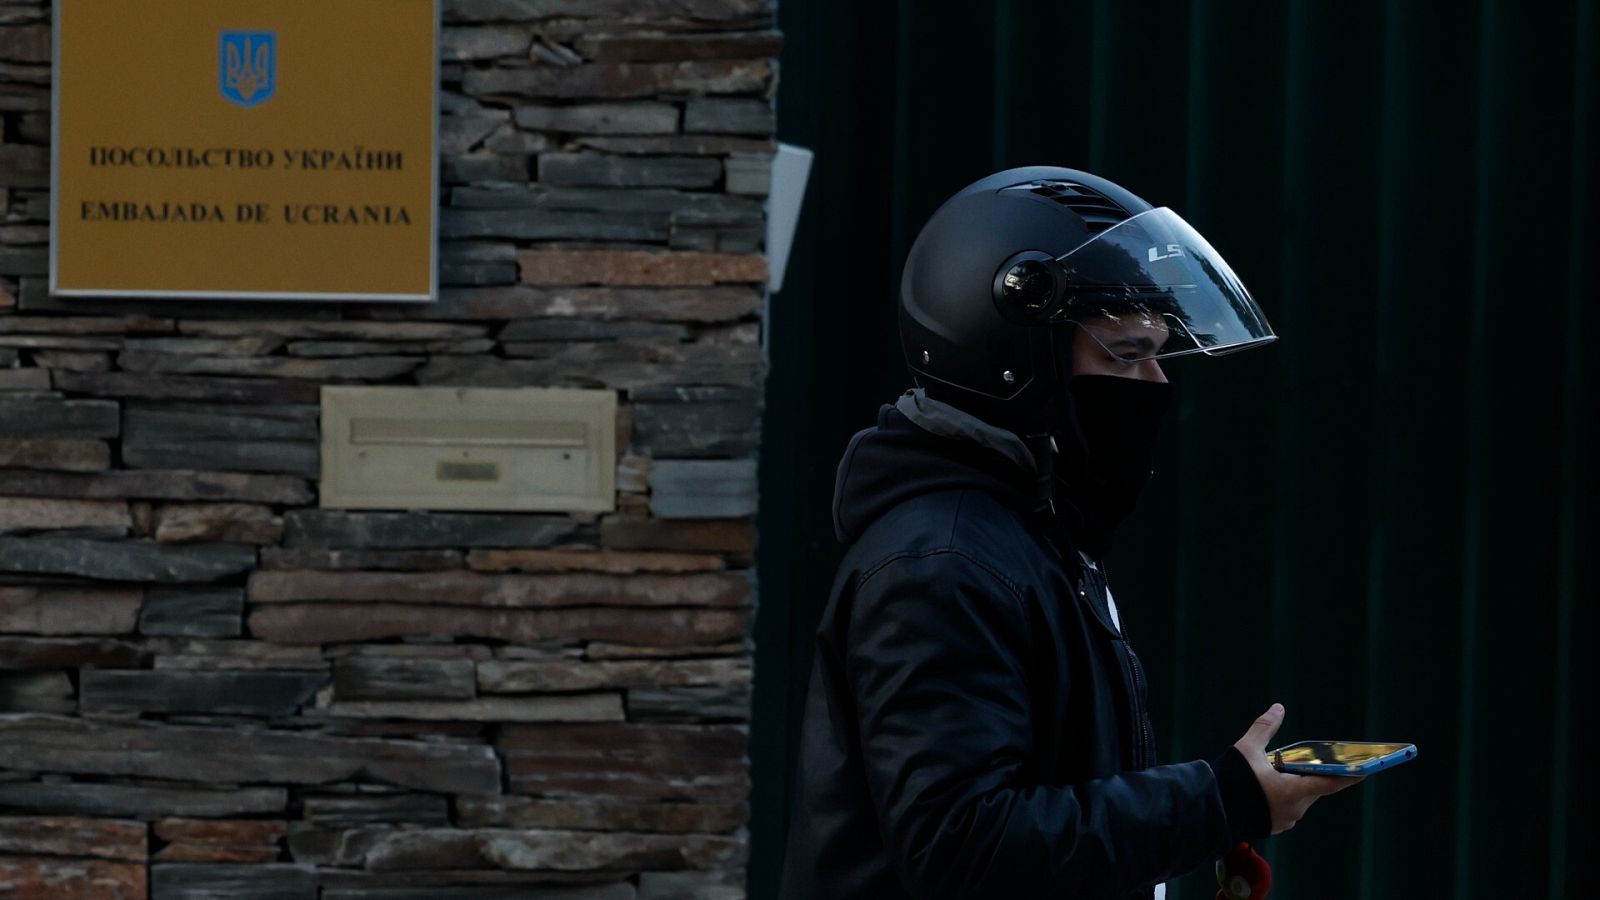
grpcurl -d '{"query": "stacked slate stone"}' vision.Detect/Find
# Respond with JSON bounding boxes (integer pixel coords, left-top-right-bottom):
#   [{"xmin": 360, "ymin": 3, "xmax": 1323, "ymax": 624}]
[{"xmin": 0, "ymin": 0, "xmax": 774, "ymax": 897}]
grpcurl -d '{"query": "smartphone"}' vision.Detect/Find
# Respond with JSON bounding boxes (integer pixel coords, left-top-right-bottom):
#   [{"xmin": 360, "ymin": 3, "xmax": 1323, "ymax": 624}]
[{"xmin": 1269, "ymin": 741, "xmax": 1417, "ymax": 776}]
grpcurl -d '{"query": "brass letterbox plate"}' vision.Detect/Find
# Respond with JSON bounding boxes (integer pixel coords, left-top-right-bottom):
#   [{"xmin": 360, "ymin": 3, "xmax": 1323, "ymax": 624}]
[{"xmin": 319, "ymin": 386, "xmax": 616, "ymax": 511}]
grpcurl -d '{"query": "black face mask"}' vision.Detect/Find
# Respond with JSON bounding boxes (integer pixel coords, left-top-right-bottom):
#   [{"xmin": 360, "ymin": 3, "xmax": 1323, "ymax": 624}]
[{"xmin": 1053, "ymin": 374, "xmax": 1174, "ymax": 557}]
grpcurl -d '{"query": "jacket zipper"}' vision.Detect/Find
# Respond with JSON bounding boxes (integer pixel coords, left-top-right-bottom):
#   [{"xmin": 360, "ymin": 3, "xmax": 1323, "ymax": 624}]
[
  {"xmin": 1096, "ymin": 561, "xmax": 1153, "ymax": 771},
  {"xmin": 1127, "ymin": 645, "xmax": 1152, "ymax": 769},
  {"xmin": 1060, "ymin": 541, "xmax": 1156, "ymax": 773}
]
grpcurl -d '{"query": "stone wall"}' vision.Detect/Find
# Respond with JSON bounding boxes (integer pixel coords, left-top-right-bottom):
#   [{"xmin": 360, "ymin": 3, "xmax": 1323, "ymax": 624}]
[{"xmin": 0, "ymin": 1, "xmax": 775, "ymax": 897}]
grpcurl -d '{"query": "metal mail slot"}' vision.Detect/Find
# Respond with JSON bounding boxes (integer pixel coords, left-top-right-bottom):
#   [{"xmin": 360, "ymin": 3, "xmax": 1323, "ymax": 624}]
[
  {"xmin": 320, "ymin": 386, "xmax": 616, "ymax": 512},
  {"xmin": 350, "ymin": 418, "xmax": 587, "ymax": 448}
]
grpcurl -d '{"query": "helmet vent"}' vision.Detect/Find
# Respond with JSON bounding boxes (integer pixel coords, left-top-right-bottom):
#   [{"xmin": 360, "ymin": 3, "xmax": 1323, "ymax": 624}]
[{"xmin": 1009, "ymin": 180, "xmax": 1129, "ymax": 233}]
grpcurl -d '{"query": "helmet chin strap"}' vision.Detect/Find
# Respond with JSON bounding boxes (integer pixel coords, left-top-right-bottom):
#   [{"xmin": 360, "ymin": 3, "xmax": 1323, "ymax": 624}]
[
  {"xmin": 1043, "ymin": 325, "xmax": 1091, "ymax": 465},
  {"xmin": 1024, "ymin": 432, "xmax": 1058, "ymax": 514},
  {"xmin": 1027, "ymin": 431, "xmax": 1097, "ymax": 563}
]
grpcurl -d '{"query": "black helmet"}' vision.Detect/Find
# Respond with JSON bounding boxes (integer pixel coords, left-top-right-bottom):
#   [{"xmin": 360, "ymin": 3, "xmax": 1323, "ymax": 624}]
[{"xmin": 898, "ymin": 165, "xmax": 1276, "ymax": 434}]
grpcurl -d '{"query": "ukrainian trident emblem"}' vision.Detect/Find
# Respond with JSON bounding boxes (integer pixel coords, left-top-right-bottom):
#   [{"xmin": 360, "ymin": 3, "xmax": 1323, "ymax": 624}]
[{"xmin": 220, "ymin": 31, "xmax": 275, "ymax": 107}]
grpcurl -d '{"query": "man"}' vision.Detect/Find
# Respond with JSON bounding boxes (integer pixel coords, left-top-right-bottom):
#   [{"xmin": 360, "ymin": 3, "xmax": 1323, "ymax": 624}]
[{"xmin": 779, "ymin": 167, "xmax": 1361, "ymax": 899}]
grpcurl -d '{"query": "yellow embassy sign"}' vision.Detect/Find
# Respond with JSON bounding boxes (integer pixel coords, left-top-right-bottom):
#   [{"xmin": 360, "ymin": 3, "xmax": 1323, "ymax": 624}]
[{"xmin": 51, "ymin": 0, "xmax": 438, "ymax": 301}]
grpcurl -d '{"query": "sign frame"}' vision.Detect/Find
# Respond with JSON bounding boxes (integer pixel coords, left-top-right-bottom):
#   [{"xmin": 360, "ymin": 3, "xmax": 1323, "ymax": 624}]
[{"xmin": 48, "ymin": 0, "xmax": 441, "ymax": 303}]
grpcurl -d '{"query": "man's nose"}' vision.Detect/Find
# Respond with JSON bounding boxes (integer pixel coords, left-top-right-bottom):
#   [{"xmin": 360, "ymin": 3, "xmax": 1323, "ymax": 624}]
[{"xmin": 1133, "ymin": 360, "xmax": 1168, "ymax": 384}]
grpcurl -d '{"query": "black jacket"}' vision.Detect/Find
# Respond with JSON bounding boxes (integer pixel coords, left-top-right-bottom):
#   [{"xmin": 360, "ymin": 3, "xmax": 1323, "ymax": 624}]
[{"xmin": 779, "ymin": 396, "xmax": 1269, "ymax": 899}]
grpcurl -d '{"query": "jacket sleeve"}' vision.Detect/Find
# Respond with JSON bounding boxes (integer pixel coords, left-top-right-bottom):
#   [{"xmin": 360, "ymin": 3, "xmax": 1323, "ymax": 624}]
[{"xmin": 844, "ymin": 550, "xmax": 1264, "ymax": 898}]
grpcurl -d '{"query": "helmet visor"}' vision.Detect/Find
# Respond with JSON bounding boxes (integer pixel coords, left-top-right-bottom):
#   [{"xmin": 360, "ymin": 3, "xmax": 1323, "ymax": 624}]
[{"xmin": 1050, "ymin": 207, "xmax": 1277, "ymax": 362}]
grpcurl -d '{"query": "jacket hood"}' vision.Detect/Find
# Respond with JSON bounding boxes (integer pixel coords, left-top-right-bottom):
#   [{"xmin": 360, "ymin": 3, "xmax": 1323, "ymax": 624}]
[{"xmin": 832, "ymin": 389, "xmax": 1046, "ymax": 543}]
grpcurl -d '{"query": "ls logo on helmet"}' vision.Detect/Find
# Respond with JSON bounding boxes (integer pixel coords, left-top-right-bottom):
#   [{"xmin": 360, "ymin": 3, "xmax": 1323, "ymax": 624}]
[{"xmin": 1148, "ymin": 244, "xmax": 1185, "ymax": 262}]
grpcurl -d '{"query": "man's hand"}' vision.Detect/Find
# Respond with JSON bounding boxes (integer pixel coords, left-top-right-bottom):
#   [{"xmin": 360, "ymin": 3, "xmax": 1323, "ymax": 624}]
[{"xmin": 1234, "ymin": 703, "xmax": 1364, "ymax": 834}]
